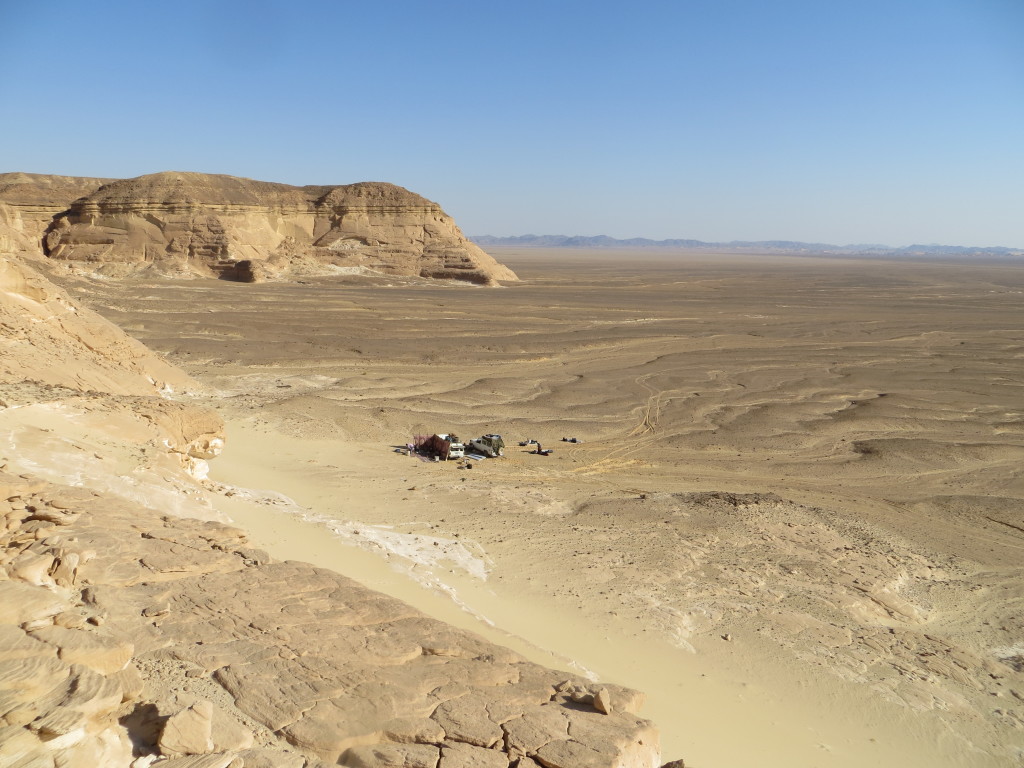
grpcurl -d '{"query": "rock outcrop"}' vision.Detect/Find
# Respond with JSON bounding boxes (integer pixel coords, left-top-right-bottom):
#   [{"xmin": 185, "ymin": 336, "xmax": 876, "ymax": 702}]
[
  {"xmin": 0, "ymin": 171, "xmax": 517, "ymax": 285},
  {"xmin": 0, "ymin": 173, "xmax": 111, "ymax": 261},
  {"xmin": 0, "ymin": 254, "xmax": 191, "ymax": 396}
]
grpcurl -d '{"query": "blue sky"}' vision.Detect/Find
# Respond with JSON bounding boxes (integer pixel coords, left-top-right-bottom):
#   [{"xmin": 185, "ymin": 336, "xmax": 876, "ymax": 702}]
[{"xmin": 2, "ymin": 0, "xmax": 1022, "ymax": 246}]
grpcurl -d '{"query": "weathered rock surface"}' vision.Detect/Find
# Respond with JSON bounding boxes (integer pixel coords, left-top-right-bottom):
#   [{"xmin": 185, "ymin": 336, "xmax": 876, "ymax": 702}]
[
  {"xmin": 0, "ymin": 171, "xmax": 517, "ymax": 285},
  {"xmin": 159, "ymin": 700, "xmax": 216, "ymax": 756},
  {"xmin": 0, "ymin": 254, "xmax": 192, "ymax": 396},
  {"xmin": 0, "ymin": 472, "xmax": 660, "ymax": 767},
  {"xmin": 0, "ymin": 248, "xmax": 224, "ymax": 486}
]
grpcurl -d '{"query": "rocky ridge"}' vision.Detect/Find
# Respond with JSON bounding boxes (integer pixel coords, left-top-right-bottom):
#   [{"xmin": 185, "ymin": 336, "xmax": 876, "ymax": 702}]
[
  {"xmin": 0, "ymin": 171, "xmax": 517, "ymax": 285},
  {"xmin": 0, "ymin": 255, "xmax": 658, "ymax": 765},
  {"xmin": 471, "ymin": 233, "xmax": 1024, "ymax": 259}
]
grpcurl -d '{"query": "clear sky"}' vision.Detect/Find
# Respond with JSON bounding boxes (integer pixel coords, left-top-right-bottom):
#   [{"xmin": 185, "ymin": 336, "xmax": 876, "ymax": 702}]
[{"xmin": 2, "ymin": 0, "xmax": 1022, "ymax": 246}]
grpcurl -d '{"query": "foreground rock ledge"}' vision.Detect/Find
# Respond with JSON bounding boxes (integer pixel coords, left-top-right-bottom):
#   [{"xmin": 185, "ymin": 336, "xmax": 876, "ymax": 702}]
[{"xmin": 0, "ymin": 472, "xmax": 661, "ymax": 767}]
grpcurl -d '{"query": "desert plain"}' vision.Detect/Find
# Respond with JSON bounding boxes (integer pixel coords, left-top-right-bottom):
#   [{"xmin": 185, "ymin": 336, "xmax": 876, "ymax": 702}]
[{"xmin": 47, "ymin": 247, "xmax": 1024, "ymax": 767}]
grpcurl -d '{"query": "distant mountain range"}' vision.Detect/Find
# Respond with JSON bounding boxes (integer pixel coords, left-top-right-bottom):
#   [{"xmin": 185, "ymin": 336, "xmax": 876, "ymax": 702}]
[{"xmin": 470, "ymin": 234, "xmax": 1024, "ymax": 259}]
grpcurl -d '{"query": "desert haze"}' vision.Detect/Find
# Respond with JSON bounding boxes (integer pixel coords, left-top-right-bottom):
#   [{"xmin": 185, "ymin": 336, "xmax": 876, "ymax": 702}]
[{"xmin": 47, "ymin": 247, "xmax": 1024, "ymax": 766}]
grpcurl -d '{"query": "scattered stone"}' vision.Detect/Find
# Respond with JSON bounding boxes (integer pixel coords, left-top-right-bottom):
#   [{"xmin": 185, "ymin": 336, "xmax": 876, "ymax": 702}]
[
  {"xmin": 142, "ymin": 602, "xmax": 170, "ymax": 618},
  {"xmin": 593, "ymin": 687, "xmax": 613, "ymax": 715},
  {"xmin": 159, "ymin": 700, "xmax": 215, "ymax": 756},
  {"xmin": 53, "ymin": 610, "xmax": 87, "ymax": 629},
  {"xmin": 235, "ymin": 548, "xmax": 270, "ymax": 566}
]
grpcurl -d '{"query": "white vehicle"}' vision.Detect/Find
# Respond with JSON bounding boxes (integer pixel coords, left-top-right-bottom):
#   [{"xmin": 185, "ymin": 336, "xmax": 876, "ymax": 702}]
[
  {"xmin": 469, "ymin": 434, "xmax": 505, "ymax": 458},
  {"xmin": 440, "ymin": 434, "xmax": 466, "ymax": 459}
]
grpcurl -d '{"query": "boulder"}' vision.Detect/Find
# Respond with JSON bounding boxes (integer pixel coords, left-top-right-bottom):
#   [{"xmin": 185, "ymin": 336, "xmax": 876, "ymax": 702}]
[
  {"xmin": 593, "ymin": 687, "xmax": 613, "ymax": 715},
  {"xmin": 159, "ymin": 700, "xmax": 215, "ymax": 756}
]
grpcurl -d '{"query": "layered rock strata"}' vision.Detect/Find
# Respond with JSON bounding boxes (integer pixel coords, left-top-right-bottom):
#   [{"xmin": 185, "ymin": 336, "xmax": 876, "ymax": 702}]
[
  {"xmin": 0, "ymin": 173, "xmax": 111, "ymax": 261},
  {"xmin": 0, "ymin": 171, "xmax": 517, "ymax": 285}
]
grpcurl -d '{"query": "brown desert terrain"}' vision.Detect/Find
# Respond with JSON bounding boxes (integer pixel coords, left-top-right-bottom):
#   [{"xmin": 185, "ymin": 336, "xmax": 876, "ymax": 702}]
[
  {"xmin": 38, "ymin": 247, "xmax": 1023, "ymax": 767},
  {"xmin": 0, "ymin": 182, "xmax": 657, "ymax": 768}
]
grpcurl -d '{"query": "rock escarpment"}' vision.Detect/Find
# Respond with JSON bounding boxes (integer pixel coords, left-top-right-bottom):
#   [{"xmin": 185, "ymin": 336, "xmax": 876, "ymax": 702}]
[{"xmin": 0, "ymin": 171, "xmax": 517, "ymax": 285}]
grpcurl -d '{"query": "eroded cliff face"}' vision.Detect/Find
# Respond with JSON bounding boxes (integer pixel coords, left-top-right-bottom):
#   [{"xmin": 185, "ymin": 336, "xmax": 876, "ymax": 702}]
[
  {"xmin": 0, "ymin": 173, "xmax": 111, "ymax": 260},
  {"xmin": 15, "ymin": 171, "xmax": 517, "ymax": 285}
]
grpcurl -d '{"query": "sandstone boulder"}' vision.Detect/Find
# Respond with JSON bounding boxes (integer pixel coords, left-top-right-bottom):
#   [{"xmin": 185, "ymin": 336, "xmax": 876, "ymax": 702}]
[{"xmin": 159, "ymin": 700, "xmax": 216, "ymax": 756}]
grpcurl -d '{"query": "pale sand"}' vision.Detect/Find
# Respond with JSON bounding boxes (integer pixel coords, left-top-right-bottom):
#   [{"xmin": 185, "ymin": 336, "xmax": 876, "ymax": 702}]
[
  {"xmin": 67, "ymin": 250, "xmax": 1024, "ymax": 767},
  {"xmin": 208, "ymin": 420, "xmax": 974, "ymax": 767}
]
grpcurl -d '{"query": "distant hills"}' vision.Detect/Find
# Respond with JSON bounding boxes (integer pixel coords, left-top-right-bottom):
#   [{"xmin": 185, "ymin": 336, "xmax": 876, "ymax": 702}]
[{"xmin": 470, "ymin": 234, "xmax": 1024, "ymax": 260}]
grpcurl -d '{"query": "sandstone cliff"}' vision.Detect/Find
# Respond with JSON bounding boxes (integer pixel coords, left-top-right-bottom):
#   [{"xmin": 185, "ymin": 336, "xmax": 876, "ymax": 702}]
[
  {"xmin": 0, "ymin": 173, "xmax": 111, "ymax": 261},
  {"xmin": 0, "ymin": 171, "xmax": 517, "ymax": 285}
]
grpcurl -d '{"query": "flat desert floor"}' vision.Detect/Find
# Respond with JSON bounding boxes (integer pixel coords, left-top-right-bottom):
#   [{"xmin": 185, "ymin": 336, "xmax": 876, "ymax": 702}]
[{"xmin": 64, "ymin": 249, "xmax": 1024, "ymax": 767}]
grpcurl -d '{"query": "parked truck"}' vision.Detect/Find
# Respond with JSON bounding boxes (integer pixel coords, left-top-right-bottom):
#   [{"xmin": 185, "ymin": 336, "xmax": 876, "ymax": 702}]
[
  {"xmin": 442, "ymin": 434, "xmax": 465, "ymax": 459},
  {"xmin": 414, "ymin": 433, "xmax": 465, "ymax": 460},
  {"xmin": 469, "ymin": 434, "xmax": 505, "ymax": 458}
]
